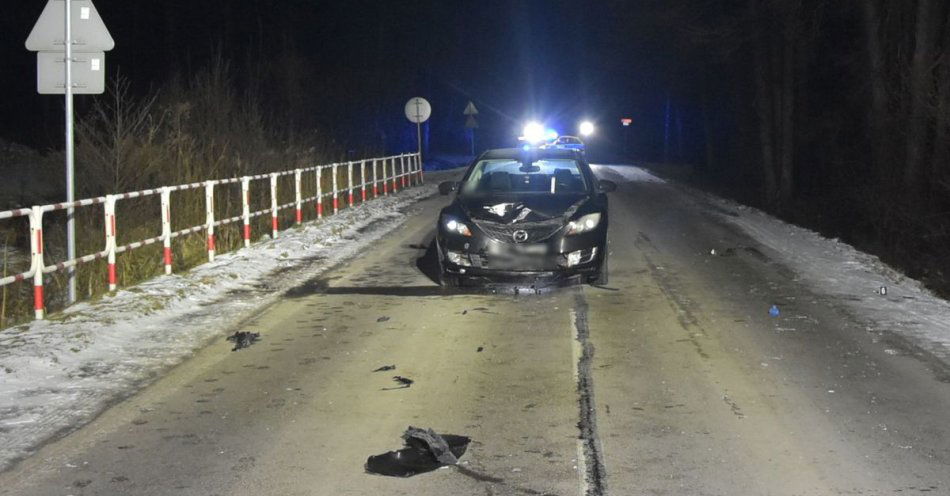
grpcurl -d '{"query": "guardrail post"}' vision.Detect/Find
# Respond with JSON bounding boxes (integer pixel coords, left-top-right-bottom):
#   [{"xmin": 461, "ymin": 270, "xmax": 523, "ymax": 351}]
[
  {"xmin": 379, "ymin": 158, "xmax": 386, "ymax": 196},
  {"xmin": 104, "ymin": 195, "xmax": 117, "ymax": 291},
  {"xmin": 294, "ymin": 169, "xmax": 303, "ymax": 224},
  {"xmin": 401, "ymin": 154, "xmax": 408, "ymax": 188},
  {"xmin": 332, "ymin": 163, "xmax": 339, "ymax": 214},
  {"xmin": 241, "ymin": 178, "xmax": 251, "ymax": 247},
  {"xmin": 392, "ymin": 157, "xmax": 399, "ymax": 193},
  {"xmin": 316, "ymin": 167, "xmax": 324, "ymax": 219},
  {"xmin": 30, "ymin": 206, "xmax": 44, "ymax": 320},
  {"xmin": 347, "ymin": 161, "xmax": 354, "ymax": 207},
  {"xmin": 373, "ymin": 158, "xmax": 379, "ymax": 198},
  {"xmin": 205, "ymin": 182, "xmax": 216, "ymax": 262},
  {"xmin": 270, "ymin": 173, "xmax": 279, "ymax": 239},
  {"xmin": 161, "ymin": 187, "xmax": 173, "ymax": 274},
  {"xmin": 360, "ymin": 160, "xmax": 368, "ymax": 202}
]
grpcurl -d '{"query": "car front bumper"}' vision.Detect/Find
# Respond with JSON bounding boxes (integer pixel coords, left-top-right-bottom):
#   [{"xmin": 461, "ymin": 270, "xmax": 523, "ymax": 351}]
[{"xmin": 438, "ymin": 230, "xmax": 604, "ymax": 284}]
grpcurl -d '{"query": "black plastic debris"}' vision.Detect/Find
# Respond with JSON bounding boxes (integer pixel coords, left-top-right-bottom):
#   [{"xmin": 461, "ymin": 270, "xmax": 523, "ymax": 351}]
[
  {"xmin": 373, "ymin": 365, "xmax": 396, "ymax": 372},
  {"xmin": 381, "ymin": 376, "xmax": 414, "ymax": 390},
  {"xmin": 226, "ymin": 331, "xmax": 260, "ymax": 351},
  {"xmin": 377, "ymin": 316, "xmax": 391, "ymax": 323},
  {"xmin": 476, "ymin": 346, "xmax": 484, "ymax": 352},
  {"xmin": 365, "ymin": 426, "xmax": 471, "ymax": 478}
]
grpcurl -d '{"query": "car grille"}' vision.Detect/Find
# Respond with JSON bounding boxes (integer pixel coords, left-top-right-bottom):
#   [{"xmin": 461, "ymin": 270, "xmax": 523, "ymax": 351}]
[{"xmin": 473, "ymin": 219, "xmax": 564, "ymax": 243}]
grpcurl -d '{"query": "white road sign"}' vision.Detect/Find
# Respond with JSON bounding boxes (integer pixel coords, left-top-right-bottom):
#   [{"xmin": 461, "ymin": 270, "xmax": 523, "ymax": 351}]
[
  {"xmin": 26, "ymin": 0, "xmax": 115, "ymax": 52},
  {"xmin": 463, "ymin": 101, "xmax": 479, "ymax": 115},
  {"xmin": 405, "ymin": 97, "xmax": 432, "ymax": 124},
  {"xmin": 37, "ymin": 51, "xmax": 105, "ymax": 94}
]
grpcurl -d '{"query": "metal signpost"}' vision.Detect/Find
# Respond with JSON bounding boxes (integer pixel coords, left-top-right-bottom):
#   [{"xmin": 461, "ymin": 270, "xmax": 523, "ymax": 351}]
[
  {"xmin": 463, "ymin": 101, "xmax": 478, "ymax": 156},
  {"xmin": 26, "ymin": 0, "xmax": 114, "ymax": 303},
  {"xmin": 405, "ymin": 97, "xmax": 431, "ymax": 161}
]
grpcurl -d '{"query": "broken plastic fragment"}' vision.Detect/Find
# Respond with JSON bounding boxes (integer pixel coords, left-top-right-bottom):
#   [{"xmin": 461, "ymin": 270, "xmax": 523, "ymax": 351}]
[
  {"xmin": 226, "ymin": 331, "xmax": 260, "ymax": 351},
  {"xmin": 365, "ymin": 427, "xmax": 471, "ymax": 477},
  {"xmin": 373, "ymin": 365, "xmax": 396, "ymax": 372},
  {"xmin": 382, "ymin": 376, "xmax": 414, "ymax": 390},
  {"xmin": 769, "ymin": 305, "xmax": 780, "ymax": 317}
]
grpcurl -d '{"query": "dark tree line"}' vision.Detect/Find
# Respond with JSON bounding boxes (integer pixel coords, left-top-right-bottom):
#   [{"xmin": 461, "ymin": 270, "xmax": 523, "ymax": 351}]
[{"xmin": 610, "ymin": 0, "xmax": 950, "ymax": 290}]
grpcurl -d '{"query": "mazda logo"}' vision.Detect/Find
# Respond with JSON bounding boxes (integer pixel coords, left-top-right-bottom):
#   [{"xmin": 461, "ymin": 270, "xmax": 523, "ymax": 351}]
[{"xmin": 512, "ymin": 230, "xmax": 529, "ymax": 243}]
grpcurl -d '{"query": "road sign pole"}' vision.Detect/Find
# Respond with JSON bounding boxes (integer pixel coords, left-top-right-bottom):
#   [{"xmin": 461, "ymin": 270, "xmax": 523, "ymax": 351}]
[
  {"xmin": 65, "ymin": 0, "xmax": 76, "ymax": 303},
  {"xmin": 416, "ymin": 121, "xmax": 422, "ymax": 161}
]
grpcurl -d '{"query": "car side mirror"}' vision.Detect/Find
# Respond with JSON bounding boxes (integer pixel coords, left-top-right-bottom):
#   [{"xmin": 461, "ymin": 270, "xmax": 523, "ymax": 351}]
[
  {"xmin": 598, "ymin": 180, "xmax": 617, "ymax": 193},
  {"xmin": 438, "ymin": 181, "xmax": 458, "ymax": 195}
]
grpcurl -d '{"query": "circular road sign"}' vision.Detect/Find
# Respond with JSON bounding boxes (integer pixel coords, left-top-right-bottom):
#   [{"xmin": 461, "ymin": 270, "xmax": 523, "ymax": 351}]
[{"xmin": 405, "ymin": 97, "xmax": 432, "ymax": 124}]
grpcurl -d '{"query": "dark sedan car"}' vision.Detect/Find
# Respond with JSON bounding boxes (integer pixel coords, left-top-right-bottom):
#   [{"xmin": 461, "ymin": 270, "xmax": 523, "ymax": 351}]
[{"xmin": 436, "ymin": 147, "xmax": 615, "ymax": 287}]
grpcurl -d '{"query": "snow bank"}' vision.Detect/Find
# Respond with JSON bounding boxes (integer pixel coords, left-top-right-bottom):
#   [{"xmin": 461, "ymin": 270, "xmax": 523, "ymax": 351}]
[
  {"xmin": 590, "ymin": 163, "xmax": 666, "ymax": 184},
  {"xmin": 0, "ymin": 179, "xmax": 446, "ymax": 471},
  {"xmin": 714, "ymin": 198, "xmax": 950, "ymax": 361},
  {"xmin": 595, "ymin": 164, "xmax": 950, "ymax": 364}
]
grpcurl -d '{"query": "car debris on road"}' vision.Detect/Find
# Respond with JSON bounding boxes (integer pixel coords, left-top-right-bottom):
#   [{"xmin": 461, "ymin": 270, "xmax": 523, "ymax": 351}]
[
  {"xmin": 365, "ymin": 426, "xmax": 471, "ymax": 477},
  {"xmin": 226, "ymin": 331, "xmax": 261, "ymax": 351}
]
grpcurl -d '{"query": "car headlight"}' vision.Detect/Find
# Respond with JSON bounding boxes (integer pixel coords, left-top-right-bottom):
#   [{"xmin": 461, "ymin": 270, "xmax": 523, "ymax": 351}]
[
  {"xmin": 443, "ymin": 217, "xmax": 472, "ymax": 237},
  {"xmin": 566, "ymin": 213, "xmax": 601, "ymax": 236}
]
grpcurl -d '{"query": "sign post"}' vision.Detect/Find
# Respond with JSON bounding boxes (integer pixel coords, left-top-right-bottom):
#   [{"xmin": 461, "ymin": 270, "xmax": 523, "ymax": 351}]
[
  {"xmin": 463, "ymin": 101, "xmax": 479, "ymax": 156},
  {"xmin": 26, "ymin": 0, "xmax": 114, "ymax": 304},
  {"xmin": 404, "ymin": 97, "xmax": 431, "ymax": 162}
]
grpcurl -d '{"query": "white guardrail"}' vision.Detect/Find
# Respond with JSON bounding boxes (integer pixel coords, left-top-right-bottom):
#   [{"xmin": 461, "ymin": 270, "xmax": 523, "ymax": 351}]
[{"xmin": 0, "ymin": 153, "xmax": 423, "ymax": 320}]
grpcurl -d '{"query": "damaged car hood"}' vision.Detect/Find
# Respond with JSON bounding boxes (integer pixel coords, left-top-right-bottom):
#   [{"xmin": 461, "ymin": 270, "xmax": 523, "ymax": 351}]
[{"xmin": 459, "ymin": 194, "xmax": 589, "ymax": 224}]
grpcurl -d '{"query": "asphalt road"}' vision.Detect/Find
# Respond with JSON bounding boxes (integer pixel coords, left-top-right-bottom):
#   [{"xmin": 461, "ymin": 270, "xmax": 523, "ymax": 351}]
[{"xmin": 1, "ymin": 165, "xmax": 949, "ymax": 495}]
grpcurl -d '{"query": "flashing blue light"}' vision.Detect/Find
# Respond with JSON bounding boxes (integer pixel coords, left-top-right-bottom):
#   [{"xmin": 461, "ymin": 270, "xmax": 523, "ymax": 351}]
[
  {"xmin": 522, "ymin": 144, "xmax": 532, "ymax": 151},
  {"xmin": 545, "ymin": 129, "xmax": 558, "ymax": 141}
]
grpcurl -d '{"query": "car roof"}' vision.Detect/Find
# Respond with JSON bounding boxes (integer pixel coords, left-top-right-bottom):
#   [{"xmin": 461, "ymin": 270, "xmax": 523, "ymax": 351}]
[{"xmin": 479, "ymin": 147, "xmax": 581, "ymax": 160}]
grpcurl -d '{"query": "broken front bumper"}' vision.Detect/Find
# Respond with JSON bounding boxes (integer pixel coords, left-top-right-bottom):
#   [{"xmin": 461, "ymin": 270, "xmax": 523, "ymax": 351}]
[{"xmin": 438, "ymin": 230, "xmax": 604, "ymax": 284}]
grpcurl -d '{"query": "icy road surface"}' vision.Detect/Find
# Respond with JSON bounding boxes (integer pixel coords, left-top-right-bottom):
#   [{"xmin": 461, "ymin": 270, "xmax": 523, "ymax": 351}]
[{"xmin": 0, "ymin": 164, "xmax": 948, "ymax": 495}]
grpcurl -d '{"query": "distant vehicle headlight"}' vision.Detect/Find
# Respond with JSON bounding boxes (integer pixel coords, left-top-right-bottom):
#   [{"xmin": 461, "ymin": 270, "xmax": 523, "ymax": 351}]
[
  {"xmin": 566, "ymin": 213, "xmax": 601, "ymax": 235},
  {"xmin": 443, "ymin": 217, "xmax": 472, "ymax": 237},
  {"xmin": 579, "ymin": 121, "xmax": 595, "ymax": 137}
]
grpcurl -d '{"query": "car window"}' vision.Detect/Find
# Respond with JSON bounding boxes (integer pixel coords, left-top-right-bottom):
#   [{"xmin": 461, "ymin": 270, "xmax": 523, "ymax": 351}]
[
  {"xmin": 461, "ymin": 159, "xmax": 588, "ymax": 194},
  {"xmin": 557, "ymin": 137, "xmax": 581, "ymax": 145}
]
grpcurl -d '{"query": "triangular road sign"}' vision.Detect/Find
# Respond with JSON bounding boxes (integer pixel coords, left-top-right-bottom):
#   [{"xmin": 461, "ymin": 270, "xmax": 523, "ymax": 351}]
[
  {"xmin": 465, "ymin": 115, "xmax": 479, "ymax": 129},
  {"xmin": 463, "ymin": 101, "xmax": 479, "ymax": 116},
  {"xmin": 26, "ymin": 0, "xmax": 115, "ymax": 52}
]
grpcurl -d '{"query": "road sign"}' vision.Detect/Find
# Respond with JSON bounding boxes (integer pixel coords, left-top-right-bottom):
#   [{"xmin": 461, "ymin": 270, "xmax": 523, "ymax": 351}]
[
  {"xmin": 465, "ymin": 115, "xmax": 478, "ymax": 129},
  {"xmin": 405, "ymin": 97, "xmax": 432, "ymax": 124},
  {"xmin": 621, "ymin": 118, "xmax": 633, "ymax": 127},
  {"xmin": 25, "ymin": 0, "xmax": 115, "ymax": 305},
  {"xmin": 26, "ymin": 0, "xmax": 115, "ymax": 52},
  {"xmin": 463, "ymin": 101, "xmax": 479, "ymax": 116},
  {"xmin": 37, "ymin": 51, "xmax": 105, "ymax": 94}
]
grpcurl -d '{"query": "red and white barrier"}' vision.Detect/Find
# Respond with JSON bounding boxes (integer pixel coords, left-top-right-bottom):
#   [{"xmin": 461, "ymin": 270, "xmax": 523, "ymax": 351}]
[
  {"xmin": 30, "ymin": 206, "xmax": 44, "ymax": 320},
  {"xmin": 316, "ymin": 167, "xmax": 324, "ymax": 218},
  {"xmin": 104, "ymin": 196, "xmax": 118, "ymax": 291},
  {"xmin": 269, "ymin": 174, "xmax": 279, "ymax": 239},
  {"xmin": 205, "ymin": 182, "xmax": 216, "ymax": 261},
  {"xmin": 331, "ymin": 164, "xmax": 340, "ymax": 213},
  {"xmin": 0, "ymin": 153, "xmax": 420, "ymax": 320},
  {"xmin": 294, "ymin": 169, "xmax": 303, "ymax": 224},
  {"xmin": 161, "ymin": 188, "xmax": 173, "ymax": 273},
  {"xmin": 360, "ymin": 160, "xmax": 368, "ymax": 202}
]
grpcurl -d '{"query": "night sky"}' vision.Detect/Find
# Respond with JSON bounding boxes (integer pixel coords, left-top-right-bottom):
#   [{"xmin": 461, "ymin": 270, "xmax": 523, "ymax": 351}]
[{"xmin": 0, "ymin": 0, "xmax": 677, "ymax": 158}]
